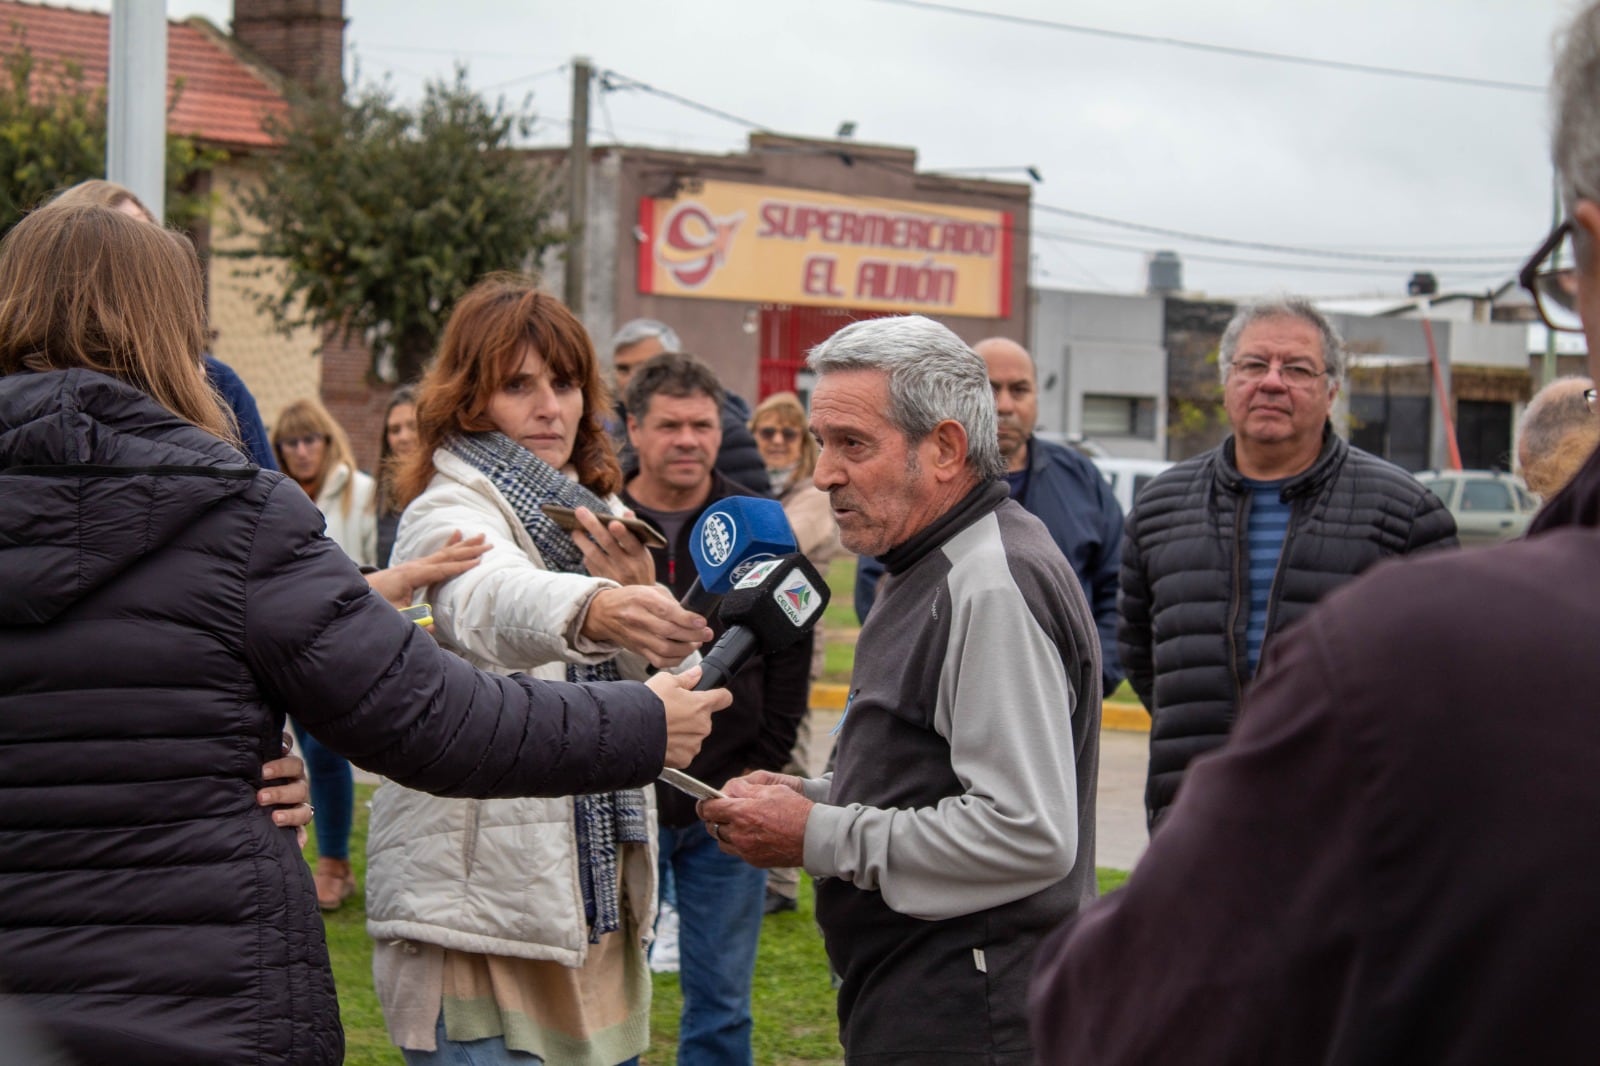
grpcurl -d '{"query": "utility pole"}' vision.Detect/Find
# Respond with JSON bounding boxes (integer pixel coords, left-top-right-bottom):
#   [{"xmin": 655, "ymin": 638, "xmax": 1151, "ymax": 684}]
[
  {"xmin": 107, "ymin": 0, "xmax": 168, "ymax": 222},
  {"xmin": 565, "ymin": 57, "xmax": 592, "ymax": 315}
]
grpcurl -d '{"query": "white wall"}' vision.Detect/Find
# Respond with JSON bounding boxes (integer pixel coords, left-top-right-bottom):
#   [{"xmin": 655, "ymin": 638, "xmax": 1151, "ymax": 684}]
[{"xmin": 1031, "ymin": 289, "xmax": 1167, "ymax": 459}]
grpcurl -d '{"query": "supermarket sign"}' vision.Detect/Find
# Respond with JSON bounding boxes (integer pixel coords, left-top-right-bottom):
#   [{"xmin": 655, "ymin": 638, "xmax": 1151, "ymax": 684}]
[{"xmin": 637, "ymin": 180, "xmax": 1012, "ymax": 318}]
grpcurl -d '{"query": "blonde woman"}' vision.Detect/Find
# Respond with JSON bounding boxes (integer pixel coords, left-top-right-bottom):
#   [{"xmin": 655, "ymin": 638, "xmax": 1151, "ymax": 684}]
[{"xmin": 273, "ymin": 398, "xmax": 378, "ymax": 568}]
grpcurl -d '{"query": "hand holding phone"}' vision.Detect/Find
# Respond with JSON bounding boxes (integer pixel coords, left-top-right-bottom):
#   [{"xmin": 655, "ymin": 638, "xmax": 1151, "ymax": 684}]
[{"xmin": 540, "ymin": 504, "xmax": 667, "ymax": 549}]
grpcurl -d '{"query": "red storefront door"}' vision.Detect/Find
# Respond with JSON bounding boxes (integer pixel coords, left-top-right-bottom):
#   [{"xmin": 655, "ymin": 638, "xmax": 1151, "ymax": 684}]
[{"xmin": 757, "ymin": 305, "xmax": 896, "ymax": 401}]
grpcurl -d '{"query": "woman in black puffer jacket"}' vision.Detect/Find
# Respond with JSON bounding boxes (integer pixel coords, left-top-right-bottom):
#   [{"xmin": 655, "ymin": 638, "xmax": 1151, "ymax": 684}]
[{"xmin": 0, "ymin": 202, "xmax": 727, "ymax": 1066}]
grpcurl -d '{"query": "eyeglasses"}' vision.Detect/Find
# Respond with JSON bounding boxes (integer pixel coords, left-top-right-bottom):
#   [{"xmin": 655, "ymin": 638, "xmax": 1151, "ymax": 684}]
[
  {"xmin": 279, "ymin": 434, "xmax": 327, "ymax": 452},
  {"xmin": 1519, "ymin": 220, "xmax": 1583, "ymax": 334},
  {"xmin": 1228, "ymin": 358, "xmax": 1330, "ymax": 388},
  {"xmin": 755, "ymin": 425, "xmax": 802, "ymax": 443}
]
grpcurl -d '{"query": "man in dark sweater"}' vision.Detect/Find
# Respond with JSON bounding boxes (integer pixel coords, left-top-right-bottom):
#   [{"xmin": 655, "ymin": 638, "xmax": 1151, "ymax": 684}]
[
  {"xmin": 608, "ymin": 318, "xmax": 770, "ymax": 496},
  {"xmin": 618, "ymin": 352, "xmax": 810, "ymax": 1066},
  {"xmin": 700, "ymin": 316, "xmax": 1099, "ymax": 1065},
  {"xmin": 1119, "ymin": 298, "xmax": 1455, "ymax": 828},
  {"xmin": 1031, "ymin": 7, "xmax": 1600, "ymax": 1058}
]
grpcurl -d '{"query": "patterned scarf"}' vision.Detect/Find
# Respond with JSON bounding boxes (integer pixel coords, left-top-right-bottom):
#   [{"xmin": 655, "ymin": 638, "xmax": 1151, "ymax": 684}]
[{"xmin": 445, "ymin": 431, "xmax": 649, "ymax": 943}]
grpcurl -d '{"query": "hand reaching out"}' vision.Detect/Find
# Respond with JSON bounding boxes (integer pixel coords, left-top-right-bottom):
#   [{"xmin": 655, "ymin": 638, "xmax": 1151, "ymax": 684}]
[{"xmin": 365, "ymin": 531, "xmax": 491, "ymax": 609}]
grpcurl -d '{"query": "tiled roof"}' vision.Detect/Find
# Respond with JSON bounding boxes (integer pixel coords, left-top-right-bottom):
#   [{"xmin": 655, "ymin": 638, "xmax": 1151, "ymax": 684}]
[{"xmin": 0, "ymin": 1, "xmax": 288, "ymax": 150}]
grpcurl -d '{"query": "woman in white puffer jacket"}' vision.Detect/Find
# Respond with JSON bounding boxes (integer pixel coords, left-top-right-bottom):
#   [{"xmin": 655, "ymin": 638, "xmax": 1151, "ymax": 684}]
[{"xmin": 370, "ymin": 275, "xmax": 711, "ymax": 1066}]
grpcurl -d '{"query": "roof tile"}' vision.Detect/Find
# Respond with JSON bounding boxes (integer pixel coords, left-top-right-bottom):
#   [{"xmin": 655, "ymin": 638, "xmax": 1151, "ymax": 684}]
[{"xmin": 0, "ymin": 1, "xmax": 289, "ymax": 150}]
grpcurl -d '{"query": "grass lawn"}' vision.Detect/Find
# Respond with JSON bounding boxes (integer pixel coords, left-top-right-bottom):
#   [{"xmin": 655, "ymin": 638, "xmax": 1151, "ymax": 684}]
[{"xmin": 319, "ymin": 786, "xmax": 1129, "ymax": 1065}]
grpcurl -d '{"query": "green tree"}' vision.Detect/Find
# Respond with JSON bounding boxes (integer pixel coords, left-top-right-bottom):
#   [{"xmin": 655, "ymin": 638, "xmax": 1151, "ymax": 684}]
[
  {"xmin": 237, "ymin": 69, "xmax": 566, "ymax": 384},
  {"xmin": 0, "ymin": 41, "xmax": 222, "ymax": 235}
]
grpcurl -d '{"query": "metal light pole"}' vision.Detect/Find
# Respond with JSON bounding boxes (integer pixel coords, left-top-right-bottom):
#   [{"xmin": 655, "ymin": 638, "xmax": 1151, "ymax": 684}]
[
  {"xmin": 565, "ymin": 57, "xmax": 592, "ymax": 315},
  {"xmin": 107, "ymin": 0, "xmax": 167, "ymax": 222}
]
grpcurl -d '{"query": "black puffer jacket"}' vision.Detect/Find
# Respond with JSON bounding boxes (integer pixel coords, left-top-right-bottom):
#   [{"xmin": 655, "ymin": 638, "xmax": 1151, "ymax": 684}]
[
  {"xmin": 1118, "ymin": 427, "xmax": 1456, "ymax": 827},
  {"xmin": 0, "ymin": 369, "xmax": 667, "ymax": 1066}
]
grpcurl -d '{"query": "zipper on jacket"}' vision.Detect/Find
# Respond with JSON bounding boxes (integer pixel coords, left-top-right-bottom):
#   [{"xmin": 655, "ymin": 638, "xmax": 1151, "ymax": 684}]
[{"xmin": 1225, "ymin": 490, "xmax": 1249, "ymax": 716}]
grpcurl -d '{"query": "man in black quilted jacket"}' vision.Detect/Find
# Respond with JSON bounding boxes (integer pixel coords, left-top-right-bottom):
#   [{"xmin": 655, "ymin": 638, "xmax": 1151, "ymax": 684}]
[{"xmin": 1118, "ymin": 298, "xmax": 1456, "ymax": 829}]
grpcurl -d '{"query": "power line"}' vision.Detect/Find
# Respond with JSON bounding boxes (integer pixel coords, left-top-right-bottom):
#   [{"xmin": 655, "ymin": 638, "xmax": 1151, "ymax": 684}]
[
  {"xmin": 481, "ymin": 63, "xmax": 569, "ymax": 94},
  {"xmin": 870, "ymin": 0, "xmax": 1544, "ymax": 95},
  {"xmin": 1033, "ymin": 228, "xmax": 1514, "ymax": 279},
  {"xmin": 599, "ymin": 70, "xmax": 768, "ymax": 132},
  {"xmin": 1030, "ymin": 202, "xmax": 1519, "ymax": 265},
  {"xmin": 597, "ymin": 65, "xmax": 1525, "ymax": 270}
]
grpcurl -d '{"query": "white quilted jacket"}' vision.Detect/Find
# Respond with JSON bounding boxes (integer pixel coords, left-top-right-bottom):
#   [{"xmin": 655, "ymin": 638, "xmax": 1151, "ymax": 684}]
[{"xmin": 365, "ymin": 449, "xmax": 658, "ymax": 964}]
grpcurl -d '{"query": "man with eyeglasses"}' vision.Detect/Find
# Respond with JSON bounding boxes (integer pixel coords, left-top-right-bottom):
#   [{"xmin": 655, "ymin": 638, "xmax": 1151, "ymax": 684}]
[
  {"xmin": 1032, "ymin": 15, "xmax": 1600, "ymax": 1041},
  {"xmin": 1117, "ymin": 298, "xmax": 1456, "ymax": 830}
]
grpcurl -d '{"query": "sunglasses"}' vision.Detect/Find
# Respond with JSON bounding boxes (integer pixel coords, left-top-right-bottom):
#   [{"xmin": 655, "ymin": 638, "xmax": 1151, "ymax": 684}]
[
  {"xmin": 756, "ymin": 426, "xmax": 802, "ymax": 443},
  {"xmin": 279, "ymin": 434, "xmax": 328, "ymax": 452}
]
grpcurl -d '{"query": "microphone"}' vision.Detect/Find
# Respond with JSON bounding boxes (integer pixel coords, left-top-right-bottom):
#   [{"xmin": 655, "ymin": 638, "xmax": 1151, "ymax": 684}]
[
  {"xmin": 693, "ymin": 553, "xmax": 830, "ymax": 691},
  {"xmin": 681, "ymin": 496, "xmax": 797, "ymax": 615}
]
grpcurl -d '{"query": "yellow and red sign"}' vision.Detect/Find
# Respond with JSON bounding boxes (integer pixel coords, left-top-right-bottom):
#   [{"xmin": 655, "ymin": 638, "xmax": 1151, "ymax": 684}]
[{"xmin": 637, "ymin": 180, "xmax": 1013, "ymax": 318}]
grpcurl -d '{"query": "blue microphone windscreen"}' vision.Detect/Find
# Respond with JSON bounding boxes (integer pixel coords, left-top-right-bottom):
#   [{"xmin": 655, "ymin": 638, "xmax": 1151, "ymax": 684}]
[{"xmin": 689, "ymin": 496, "xmax": 799, "ymax": 593}]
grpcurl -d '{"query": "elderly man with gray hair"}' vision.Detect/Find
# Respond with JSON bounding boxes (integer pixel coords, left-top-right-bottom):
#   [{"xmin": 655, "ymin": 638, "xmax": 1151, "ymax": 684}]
[
  {"xmin": 1118, "ymin": 297, "xmax": 1456, "ymax": 829},
  {"xmin": 607, "ymin": 317, "xmax": 771, "ymax": 494},
  {"xmin": 698, "ymin": 315, "xmax": 1101, "ymax": 1065}
]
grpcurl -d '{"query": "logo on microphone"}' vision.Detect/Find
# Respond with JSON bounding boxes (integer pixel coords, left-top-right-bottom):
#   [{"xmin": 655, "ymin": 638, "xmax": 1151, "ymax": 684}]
[
  {"xmin": 774, "ymin": 574, "xmax": 823, "ymax": 625},
  {"xmin": 734, "ymin": 558, "xmax": 785, "ymax": 589},
  {"xmin": 700, "ymin": 512, "xmax": 736, "ymax": 567}
]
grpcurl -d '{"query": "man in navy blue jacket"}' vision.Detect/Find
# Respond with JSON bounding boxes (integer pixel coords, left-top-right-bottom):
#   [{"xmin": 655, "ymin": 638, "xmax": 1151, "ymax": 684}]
[{"xmin": 855, "ymin": 337, "xmax": 1124, "ymax": 697}]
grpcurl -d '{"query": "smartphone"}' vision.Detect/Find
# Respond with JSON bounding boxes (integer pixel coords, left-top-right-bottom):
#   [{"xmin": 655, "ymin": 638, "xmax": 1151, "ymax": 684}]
[
  {"xmin": 399, "ymin": 602, "xmax": 433, "ymax": 627},
  {"xmin": 540, "ymin": 503, "xmax": 667, "ymax": 549},
  {"xmin": 658, "ymin": 768, "xmax": 728, "ymax": 801}
]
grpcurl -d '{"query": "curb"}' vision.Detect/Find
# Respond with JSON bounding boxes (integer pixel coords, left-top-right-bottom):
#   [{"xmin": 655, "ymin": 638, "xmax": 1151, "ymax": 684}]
[{"xmin": 811, "ymin": 683, "xmax": 1151, "ymax": 734}]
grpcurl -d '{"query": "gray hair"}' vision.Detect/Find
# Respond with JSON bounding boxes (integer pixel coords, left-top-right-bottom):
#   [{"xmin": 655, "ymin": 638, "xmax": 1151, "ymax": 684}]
[
  {"xmin": 806, "ymin": 315, "xmax": 1004, "ymax": 480},
  {"xmin": 610, "ymin": 318, "xmax": 680, "ymax": 355},
  {"xmin": 1217, "ymin": 298, "xmax": 1345, "ymax": 388},
  {"xmin": 1518, "ymin": 375, "xmax": 1599, "ymax": 497},
  {"xmin": 1554, "ymin": 4, "xmax": 1600, "ymax": 216}
]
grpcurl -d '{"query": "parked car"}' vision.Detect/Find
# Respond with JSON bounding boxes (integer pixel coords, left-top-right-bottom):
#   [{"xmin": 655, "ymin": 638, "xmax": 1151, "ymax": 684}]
[
  {"xmin": 1092, "ymin": 456, "xmax": 1175, "ymax": 516},
  {"xmin": 1413, "ymin": 469, "xmax": 1539, "ymax": 547}
]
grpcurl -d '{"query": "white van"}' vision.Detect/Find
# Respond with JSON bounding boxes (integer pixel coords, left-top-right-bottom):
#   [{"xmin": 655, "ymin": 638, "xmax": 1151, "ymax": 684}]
[{"xmin": 1092, "ymin": 456, "xmax": 1174, "ymax": 516}]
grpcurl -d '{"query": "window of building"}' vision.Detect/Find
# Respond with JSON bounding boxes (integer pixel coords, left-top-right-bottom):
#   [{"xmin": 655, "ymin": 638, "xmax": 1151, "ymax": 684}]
[{"xmin": 1082, "ymin": 394, "xmax": 1157, "ymax": 439}]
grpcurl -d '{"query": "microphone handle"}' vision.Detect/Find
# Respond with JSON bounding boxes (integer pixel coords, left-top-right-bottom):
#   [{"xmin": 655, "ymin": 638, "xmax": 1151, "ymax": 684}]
[
  {"xmin": 680, "ymin": 577, "xmax": 722, "ymax": 617},
  {"xmin": 692, "ymin": 626, "xmax": 760, "ymax": 691}
]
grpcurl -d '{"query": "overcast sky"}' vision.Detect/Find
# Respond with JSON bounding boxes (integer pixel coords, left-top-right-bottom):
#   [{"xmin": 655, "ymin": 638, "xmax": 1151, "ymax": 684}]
[{"xmin": 80, "ymin": 0, "xmax": 1586, "ymax": 300}]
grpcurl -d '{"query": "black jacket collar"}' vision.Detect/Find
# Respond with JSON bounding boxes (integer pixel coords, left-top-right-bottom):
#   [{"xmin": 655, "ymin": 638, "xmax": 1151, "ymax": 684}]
[
  {"xmin": 880, "ymin": 479, "xmax": 1010, "ymax": 576},
  {"xmin": 1215, "ymin": 422, "xmax": 1346, "ymax": 500}
]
